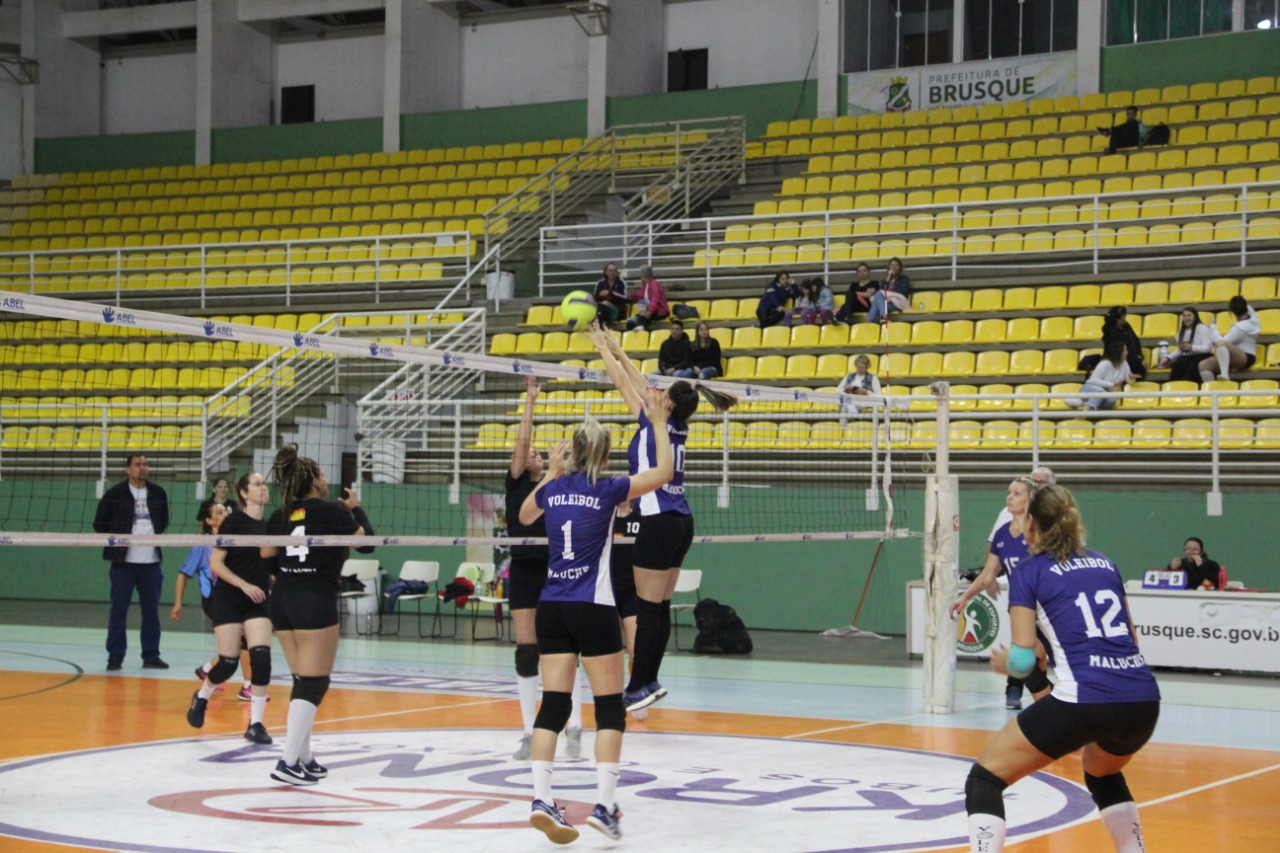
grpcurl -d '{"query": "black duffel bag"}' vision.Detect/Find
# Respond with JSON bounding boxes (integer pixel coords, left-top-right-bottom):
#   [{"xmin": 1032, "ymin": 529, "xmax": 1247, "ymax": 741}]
[{"xmin": 692, "ymin": 598, "xmax": 754, "ymax": 654}]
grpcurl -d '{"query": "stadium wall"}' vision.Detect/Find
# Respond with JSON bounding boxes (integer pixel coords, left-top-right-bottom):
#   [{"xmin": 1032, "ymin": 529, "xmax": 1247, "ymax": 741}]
[
  {"xmin": 1, "ymin": 483, "xmax": 1274, "ymax": 636},
  {"xmin": 1100, "ymin": 29, "xmax": 1280, "ymax": 92}
]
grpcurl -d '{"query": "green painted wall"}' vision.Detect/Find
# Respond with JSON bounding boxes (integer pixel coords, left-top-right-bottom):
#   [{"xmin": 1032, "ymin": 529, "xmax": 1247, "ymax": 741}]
[
  {"xmin": 211, "ymin": 119, "xmax": 382, "ymax": 163},
  {"xmin": 609, "ymin": 80, "xmax": 817, "ymax": 140},
  {"xmin": 1100, "ymin": 29, "xmax": 1280, "ymax": 92},
  {"xmin": 2, "ymin": 480, "xmax": 1275, "ymax": 637},
  {"xmin": 402, "ymin": 100, "xmax": 588, "ymax": 151},
  {"xmin": 34, "ymin": 131, "xmax": 195, "ymax": 175}
]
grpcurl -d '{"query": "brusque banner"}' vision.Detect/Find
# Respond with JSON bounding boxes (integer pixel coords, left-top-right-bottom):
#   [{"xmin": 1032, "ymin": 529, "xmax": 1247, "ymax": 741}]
[{"xmin": 846, "ymin": 52, "xmax": 1078, "ymax": 115}]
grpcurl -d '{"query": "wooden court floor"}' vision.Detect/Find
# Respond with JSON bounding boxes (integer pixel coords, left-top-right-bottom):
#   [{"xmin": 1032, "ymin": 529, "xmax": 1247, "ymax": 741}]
[{"xmin": 1, "ymin": 621, "xmax": 1277, "ymax": 852}]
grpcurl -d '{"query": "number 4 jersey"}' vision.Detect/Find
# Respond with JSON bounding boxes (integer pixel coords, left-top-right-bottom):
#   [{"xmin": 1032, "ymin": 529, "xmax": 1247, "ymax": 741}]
[
  {"xmin": 1010, "ymin": 548, "xmax": 1161, "ymax": 705},
  {"xmin": 266, "ymin": 498, "xmax": 360, "ymax": 588}
]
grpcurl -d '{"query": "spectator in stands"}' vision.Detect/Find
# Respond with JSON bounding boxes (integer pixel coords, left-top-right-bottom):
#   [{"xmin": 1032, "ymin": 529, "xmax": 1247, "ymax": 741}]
[
  {"xmin": 811, "ymin": 277, "xmax": 835, "ymax": 325},
  {"xmin": 1168, "ymin": 537, "xmax": 1222, "ymax": 591},
  {"xmin": 626, "ymin": 265, "xmax": 669, "ymax": 331},
  {"xmin": 836, "ymin": 263, "xmax": 879, "ymax": 325},
  {"xmin": 94, "ymin": 453, "xmax": 171, "ymax": 672},
  {"xmin": 837, "ymin": 355, "xmax": 881, "ymax": 402},
  {"xmin": 756, "ymin": 270, "xmax": 798, "ymax": 328},
  {"xmin": 1070, "ymin": 339, "xmax": 1130, "ymax": 411},
  {"xmin": 1101, "ymin": 305, "xmax": 1147, "ymax": 380},
  {"xmin": 593, "ymin": 263, "xmax": 630, "ymax": 327},
  {"xmin": 656, "ymin": 320, "xmax": 694, "ymax": 377},
  {"xmin": 867, "ymin": 257, "xmax": 911, "ymax": 323},
  {"xmin": 1169, "ymin": 307, "xmax": 1216, "ymax": 383},
  {"xmin": 676, "ymin": 321, "xmax": 722, "ymax": 380},
  {"xmin": 1199, "ymin": 295, "xmax": 1260, "ymax": 383},
  {"xmin": 209, "ymin": 477, "xmax": 235, "ymax": 514},
  {"xmin": 1097, "ymin": 106, "xmax": 1146, "ymax": 155},
  {"xmin": 785, "ymin": 278, "xmax": 831, "ymax": 327}
]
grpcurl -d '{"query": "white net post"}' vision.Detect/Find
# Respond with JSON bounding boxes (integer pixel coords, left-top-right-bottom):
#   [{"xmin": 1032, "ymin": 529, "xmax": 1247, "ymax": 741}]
[{"xmin": 922, "ymin": 382, "xmax": 959, "ymax": 714}]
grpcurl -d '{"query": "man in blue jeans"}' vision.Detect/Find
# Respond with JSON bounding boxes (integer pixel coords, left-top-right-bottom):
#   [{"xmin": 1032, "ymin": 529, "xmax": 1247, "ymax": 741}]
[{"xmin": 93, "ymin": 453, "xmax": 170, "ymax": 671}]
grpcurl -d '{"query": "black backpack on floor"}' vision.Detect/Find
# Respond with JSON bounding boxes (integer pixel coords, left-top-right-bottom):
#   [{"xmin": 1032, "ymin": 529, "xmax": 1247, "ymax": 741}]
[{"xmin": 692, "ymin": 598, "xmax": 753, "ymax": 654}]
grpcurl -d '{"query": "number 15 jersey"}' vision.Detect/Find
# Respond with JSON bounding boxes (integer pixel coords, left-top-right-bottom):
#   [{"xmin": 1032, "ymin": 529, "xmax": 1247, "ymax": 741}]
[{"xmin": 1010, "ymin": 548, "xmax": 1160, "ymax": 705}]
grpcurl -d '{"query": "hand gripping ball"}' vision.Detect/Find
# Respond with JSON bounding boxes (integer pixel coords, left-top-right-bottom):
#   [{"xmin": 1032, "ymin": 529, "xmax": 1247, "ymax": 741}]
[{"xmin": 560, "ymin": 290, "xmax": 598, "ymax": 332}]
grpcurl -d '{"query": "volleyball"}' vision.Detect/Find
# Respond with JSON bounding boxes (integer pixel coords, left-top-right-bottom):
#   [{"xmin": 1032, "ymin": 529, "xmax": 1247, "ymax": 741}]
[{"xmin": 561, "ymin": 290, "xmax": 598, "ymax": 331}]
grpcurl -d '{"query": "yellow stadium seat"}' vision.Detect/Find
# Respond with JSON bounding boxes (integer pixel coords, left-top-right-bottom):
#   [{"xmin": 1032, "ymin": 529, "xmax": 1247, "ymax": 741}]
[
  {"xmin": 784, "ymin": 355, "xmax": 817, "ymax": 379},
  {"xmin": 755, "ymin": 355, "xmax": 786, "ymax": 380},
  {"xmin": 976, "ymin": 351, "xmax": 1010, "ymax": 377},
  {"xmin": 940, "ymin": 320, "xmax": 974, "ymax": 345},
  {"xmin": 1133, "ymin": 281, "xmax": 1169, "ymax": 304},
  {"xmin": 912, "ymin": 291, "xmax": 942, "ymax": 313},
  {"xmin": 761, "ymin": 326, "xmax": 791, "ymax": 349},
  {"xmin": 940, "ymin": 352, "xmax": 976, "ymax": 377},
  {"xmin": 789, "ymin": 324, "xmax": 821, "ymax": 349},
  {"xmin": 490, "ymin": 333, "xmax": 516, "ymax": 355},
  {"xmin": 911, "ymin": 321, "xmax": 943, "ymax": 345},
  {"xmin": 731, "ymin": 326, "xmax": 762, "ymax": 350},
  {"xmin": 1142, "ymin": 313, "xmax": 1179, "ymax": 339},
  {"xmin": 910, "ymin": 352, "xmax": 943, "ymax": 378}
]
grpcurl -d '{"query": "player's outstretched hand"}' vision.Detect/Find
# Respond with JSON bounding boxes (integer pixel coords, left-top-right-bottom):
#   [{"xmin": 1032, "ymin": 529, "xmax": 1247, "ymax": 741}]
[
  {"xmin": 548, "ymin": 439, "xmax": 568, "ymax": 477},
  {"xmin": 524, "ymin": 374, "xmax": 540, "ymax": 401},
  {"xmin": 644, "ymin": 385, "xmax": 673, "ymax": 425},
  {"xmin": 338, "ymin": 487, "xmax": 360, "ymax": 511},
  {"xmin": 988, "ymin": 645, "xmax": 1010, "ymax": 677}
]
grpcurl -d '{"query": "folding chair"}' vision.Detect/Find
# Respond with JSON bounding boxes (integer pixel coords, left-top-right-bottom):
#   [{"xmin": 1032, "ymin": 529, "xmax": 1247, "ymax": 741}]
[
  {"xmin": 338, "ymin": 559, "xmax": 381, "ymax": 636},
  {"xmin": 460, "ymin": 561, "xmax": 508, "ymax": 642},
  {"xmin": 383, "ymin": 560, "xmax": 444, "ymax": 638},
  {"xmin": 669, "ymin": 569, "xmax": 703, "ymax": 651}
]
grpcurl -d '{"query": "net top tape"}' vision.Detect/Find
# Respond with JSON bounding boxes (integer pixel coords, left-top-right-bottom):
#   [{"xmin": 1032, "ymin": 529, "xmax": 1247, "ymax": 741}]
[{"xmin": 0, "ymin": 290, "xmax": 905, "ymax": 408}]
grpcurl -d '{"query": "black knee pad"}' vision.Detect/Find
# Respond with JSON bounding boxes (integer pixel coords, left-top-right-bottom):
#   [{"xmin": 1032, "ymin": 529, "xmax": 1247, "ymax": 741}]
[
  {"xmin": 659, "ymin": 600, "xmax": 671, "ymax": 629},
  {"xmin": 594, "ymin": 693, "xmax": 626, "ymax": 733},
  {"xmin": 965, "ymin": 763, "xmax": 1009, "ymax": 819},
  {"xmin": 207, "ymin": 655, "xmax": 240, "ymax": 686},
  {"xmin": 636, "ymin": 598, "xmax": 662, "ymax": 620},
  {"xmin": 291, "ymin": 674, "xmax": 331, "ymax": 707},
  {"xmin": 533, "ymin": 690, "xmax": 573, "ymax": 734},
  {"xmin": 248, "ymin": 646, "xmax": 271, "ymax": 687},
  {"xmin": 1024, "ymin": 665, "xmax": 1051, "ymax": 695},
  {"xmin": 515, "ymin": 644, "xmax": 540, "ymax": 678},
  {"xmin": 1085, "ymin": 771, "xmax": 1133, "ymax": 810}
]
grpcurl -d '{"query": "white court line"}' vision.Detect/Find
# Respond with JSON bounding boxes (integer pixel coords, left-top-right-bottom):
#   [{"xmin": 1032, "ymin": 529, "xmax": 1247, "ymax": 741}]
[
  {"xmin": 785, "ymin": 700, "xmax": 1008, "ymax": 739},
  {"xmin": 1139, "ymin": 761, "xmax": 1280, "ymax": 809},
  {"xmin": 315, "ymin": 695, "xmax": 514, "ymax": 727}
]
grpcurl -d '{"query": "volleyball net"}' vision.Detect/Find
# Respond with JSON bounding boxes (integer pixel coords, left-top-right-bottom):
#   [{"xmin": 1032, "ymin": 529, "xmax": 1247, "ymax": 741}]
[{"xmin": 0, "ymin": 288, "xmax": 947, "ymax": 551}]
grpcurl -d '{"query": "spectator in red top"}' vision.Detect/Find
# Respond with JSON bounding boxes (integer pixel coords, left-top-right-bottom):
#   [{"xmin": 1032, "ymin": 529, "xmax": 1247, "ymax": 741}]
[
  {"xmin": 593, "ymin": 263, "xmax": 631, "ymax": 327},
  {"xmin": 626, "ymin": 266, "xmax": 670, "ymax": 331}
]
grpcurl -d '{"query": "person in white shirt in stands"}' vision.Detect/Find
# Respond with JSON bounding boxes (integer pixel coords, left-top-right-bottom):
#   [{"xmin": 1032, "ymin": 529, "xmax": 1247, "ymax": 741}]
[
  {"xmin": 1071, "ymin": 340, "xmax": 1130, "ymax": 411},
  {"xmin": 837, "ymin": 354, "xmax": 881, "ymax": 401},
  {"xmin": 1199, "ymin": 295, "xmax": 1260, "ymax": 383}
]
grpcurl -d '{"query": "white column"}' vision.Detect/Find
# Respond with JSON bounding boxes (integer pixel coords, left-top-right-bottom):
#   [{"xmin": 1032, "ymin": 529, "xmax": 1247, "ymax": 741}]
[
  {"xmin": 952, "ymin": 0, "xmax": 967, "ymax": 64},
  {"xmin": 587, "ymin": 33, "xmax": 608, "ymax": 136},
  {"xmin": 388, "ymin": 0, "xmax": 460, "ymax": 152},
  {"xmin": 1076, "ymin": 0, "xmax": 1104, "ymax": 95},
  {"xmin": 817, "ymin": 0, "xmax": 842, "ymax": 118},
  {"xmin": 196, "ymin": 0, "xmax": 271, "ymax": 165}
]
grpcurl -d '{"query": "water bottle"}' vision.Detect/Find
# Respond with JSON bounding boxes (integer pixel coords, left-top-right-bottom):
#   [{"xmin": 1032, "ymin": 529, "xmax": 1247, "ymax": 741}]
[{"xmin": 1158, "ymin": 341, "xmax": 1170, "ymax": 368}]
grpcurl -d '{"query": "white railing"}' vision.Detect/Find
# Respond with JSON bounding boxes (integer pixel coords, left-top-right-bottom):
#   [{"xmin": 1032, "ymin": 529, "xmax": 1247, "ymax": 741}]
[
  {"xmin": 0, "ymin": 230, "xmax": 477, "ymax": 309},
  {"xmin": 539, "ymin": 180, "xmax": 1280, "ymax": 294}
]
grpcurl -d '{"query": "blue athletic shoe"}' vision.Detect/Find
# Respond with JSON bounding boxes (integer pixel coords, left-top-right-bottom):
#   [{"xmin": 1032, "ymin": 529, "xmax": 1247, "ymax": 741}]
[
  {"xmin": 530, "ymin": 799, "xmax": 579, "ymax": 845},
  {"xmin": 587, "ymin": 803, "xmax": 623, "ymax": 840},
  {"xmin": 624, "ymin": 681, "xmax": 667, "ymax": 713},
  {"xmin": 303, "ymin": 758, "xmax": 328, "ymax": 778}
]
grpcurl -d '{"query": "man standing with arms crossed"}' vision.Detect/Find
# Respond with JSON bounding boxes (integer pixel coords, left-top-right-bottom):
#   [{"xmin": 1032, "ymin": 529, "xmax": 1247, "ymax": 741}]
[{"xmin": 95, "ymin": 454, "xmax": 170, "ymax": 671}]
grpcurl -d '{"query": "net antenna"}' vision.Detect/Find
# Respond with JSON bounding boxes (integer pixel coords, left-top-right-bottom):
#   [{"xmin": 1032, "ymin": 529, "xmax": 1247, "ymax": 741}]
[
  {"xmin": 0, "ymin": 55, "xmax": 40, "ymax": 85},
  {"xmin": 567, "ymin": 2, "xmax": 610, "ymax": 37}
]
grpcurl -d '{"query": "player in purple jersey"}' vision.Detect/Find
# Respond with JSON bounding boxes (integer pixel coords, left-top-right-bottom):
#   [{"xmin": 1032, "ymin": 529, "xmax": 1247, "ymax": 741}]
[
  {"xmin": 590, "ymin": 321, "xmax": 736, "ymax": 713},
  {"xmin": 965, "ymin": 485, "xmax": 1160, "ymax": 853},
  {"xmin": 517, "ymin": 389, "xmax": 675, "ymax": 843},
  {"xmin": 260, "ymin": 445, "xmax": 376, "ymax": 787},
  {"xmin": 951, "ymin": 477, "xmax": 1051, "ymax": 709}
]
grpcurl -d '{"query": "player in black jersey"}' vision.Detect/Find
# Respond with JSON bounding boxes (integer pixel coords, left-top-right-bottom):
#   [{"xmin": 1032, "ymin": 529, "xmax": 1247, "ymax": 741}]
[
  {"xmin": 185, "ymin": 472, "xmax": 276, "ymax": 743},
  {"xmin": 261, "ymin": 444, "xmax": 376, "ymax": 786}
]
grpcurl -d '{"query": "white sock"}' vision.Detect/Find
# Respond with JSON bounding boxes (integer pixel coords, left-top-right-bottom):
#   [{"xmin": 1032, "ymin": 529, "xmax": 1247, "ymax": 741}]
[
  {"xmin": 517, "ymin": 675, "xmax": 539, "ymax": 734},
  {"xmin": 250, "ymin": 693, "xmax": 267, "ymax": 725},
  {"xmin": 1100, "ymin": 802, "xmax": 1146, "ymax": 852},
  {"xmin": 568, "ymin": 673, "xmax": 583, "ymax": 729},
  {"xmin": 532, "ymin": 760, "xmax": 554, "ymax": 803},
  {"xmin": 283, "ymin": 699, "xmax": 317, "ymax": 765},
  {"xmin": 1216, "ymin": 345, "xmax": 1230, "ymax": 380},
  {"xmin": 201, "ymin": 662, "xmax": 213, "ymax": 674},
  {"xmin": 243, "ymin": 680, "xmax": 252, "ymax": 690},
  {"xmin": 596, "ymin": 762, "xmax": 620, "ymax": 809},
  {"xmin": 197, "ymin": 681, "xmax": 216, "ymax": 700},
  {"xmin": 1199, "ymin": 368, "xmax": 1216, "ymax": 384},
  {"xmin": 968, "ymin": 813, "xmax": 1006, "ymax": 853}
]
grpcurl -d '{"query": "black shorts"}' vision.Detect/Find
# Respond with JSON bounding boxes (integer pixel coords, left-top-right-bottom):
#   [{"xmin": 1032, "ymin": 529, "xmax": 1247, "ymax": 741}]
[
  {"xmin": 633, "ymin": 511, "xmax": 694, "ymax": 571},
  {"xmin": 507, "ymin": 556, "xmax": 548, "ymax": 611},
  {"xmin": 1243, "ymin": 352, "xmax": 1257, "ymax": 369},
  {"xmin": 611, "ymin": 545, "xmax": 637, "ymax": 619},
  {"xmin": 200, "ymin": 596, "xmax": 214, "ymax": 622},
  {"xmin": 270, "ymin": 583, "xmax": 339, "ymax": 631},
  {"xmin": 209, "ymin": 582, "xmax": 271, "ymax": 627},
  {"xmin": 1017, "ymin": 694, "xmax": 1160, "ymax": 760},
  {"xmin": 536, "ymin": 600, "xmax": 624, "ymax": 658}
]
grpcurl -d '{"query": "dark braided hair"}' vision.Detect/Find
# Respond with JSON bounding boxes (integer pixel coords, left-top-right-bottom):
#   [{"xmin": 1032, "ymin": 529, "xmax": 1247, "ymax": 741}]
[{"xmin": 272, "ymin": 443, "xmax": 323, "ymax": 514}]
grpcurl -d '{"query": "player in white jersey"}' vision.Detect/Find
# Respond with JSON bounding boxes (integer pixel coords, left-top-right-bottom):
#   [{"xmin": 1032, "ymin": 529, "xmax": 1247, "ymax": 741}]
[
  {"xmin": 964, "ymin": 485, "xmax": 1160, "ymax": 853},
  {"xmin": 517, "ymin": 389, "xmax": 676, "ymax": 843}
]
